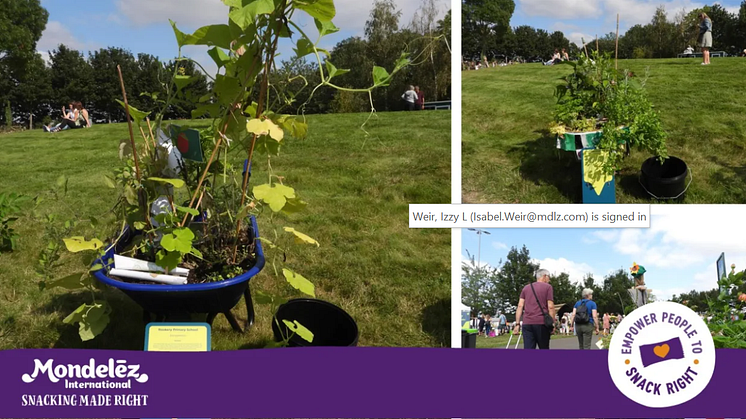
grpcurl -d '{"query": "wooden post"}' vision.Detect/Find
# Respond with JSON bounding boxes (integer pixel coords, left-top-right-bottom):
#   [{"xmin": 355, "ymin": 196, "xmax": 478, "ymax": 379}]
[
  {"xmin": 615, "ymin": 14, "xmax": 620, "ymax": 69},
  {"xmin": 29, "ymin": 114, "xmax": 32, "ymax": 130},
  {"xmin": 596, "ymin": 35, "xmax": 599, "ymax": 52}
]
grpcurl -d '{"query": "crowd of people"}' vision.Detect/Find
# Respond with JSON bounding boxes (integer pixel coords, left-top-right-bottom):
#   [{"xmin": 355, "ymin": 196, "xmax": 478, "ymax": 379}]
[
  {"xmin": 468, "ymin": 268, "xmax": 635, "ymax": 350},
  {"xmin": 43, "ymin": 101, "xmax": 91, "ymax": 132}
]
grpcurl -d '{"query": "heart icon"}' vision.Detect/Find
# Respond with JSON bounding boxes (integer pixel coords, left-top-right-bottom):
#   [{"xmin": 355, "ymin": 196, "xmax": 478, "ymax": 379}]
[{"xmin": 653, "ymin": 344, "xmax": 670, "ymax": 358}]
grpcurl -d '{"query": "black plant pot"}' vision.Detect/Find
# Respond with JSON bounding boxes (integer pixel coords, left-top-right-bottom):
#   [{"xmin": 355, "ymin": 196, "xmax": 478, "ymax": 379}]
[
  {"xmin": 640, "ymin": 156, "xmax": 690, "ymax": 200},
  {"xmin": 273, "ymin": 298, "xmax": 359, "ymax": 347}
]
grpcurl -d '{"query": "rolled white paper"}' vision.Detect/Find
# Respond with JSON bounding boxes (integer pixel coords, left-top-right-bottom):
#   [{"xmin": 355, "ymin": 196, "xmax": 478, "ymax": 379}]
[
  {"xmin": 109, "ymin": 268, "xmax": 188, "ymax": 285},
  {"xmin": 113, "ymin": 254, "xmax": 190, "ymax": 277}
]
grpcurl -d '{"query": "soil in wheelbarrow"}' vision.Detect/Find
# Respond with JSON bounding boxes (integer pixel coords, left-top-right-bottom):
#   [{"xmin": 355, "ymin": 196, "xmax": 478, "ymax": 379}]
[{"xmin": 109, "ymin": 225, "xmax": 257, "ymax": 285}]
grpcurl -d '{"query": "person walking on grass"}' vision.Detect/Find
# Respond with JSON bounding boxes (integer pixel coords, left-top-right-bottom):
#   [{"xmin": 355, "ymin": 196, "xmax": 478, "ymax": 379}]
[
  {"xmin": 498, "ymin": 312, "xmax": 507, "ymax": 336},
  {"xmin": 484, "ymin": 314, "xmax": 492, "ymax": 337},
  {"xmin": 513, "ymin": 269, "xmax": 555, "ymax": 349},
  {"xmin": 401, "ymin": 85, "xmax": 418, "ymax": 111},
  {"xmin": 414, "ymin": 86, "xmax": 425, "ymax": 111},
  {"xmin": 478, "ymin": 314, "xmax": 485, "ymax": 336},
  {"xmin": 699, "ymin": 12, "xmax": 713, "ymax": 65},
  {"xmin": 571, "ymin": 288, "xmax": 599, "ymax": 350}
]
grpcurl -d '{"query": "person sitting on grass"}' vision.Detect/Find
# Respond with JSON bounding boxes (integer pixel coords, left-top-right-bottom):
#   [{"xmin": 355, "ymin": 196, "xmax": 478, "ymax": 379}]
[
  {"xmin": 44, "ymin": 103, "xmax": 75, "ymax": 132},
  {"xmin": 48, "ymin": 101, "xmax": 90, "ymax": 132}
]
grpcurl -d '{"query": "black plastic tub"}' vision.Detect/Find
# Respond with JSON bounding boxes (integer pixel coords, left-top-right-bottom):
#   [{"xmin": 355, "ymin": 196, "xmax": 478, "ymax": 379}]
[
  {"xmin": 640, "ymin": 156, "xmax": 690, "ymax": 200},
  {"xmin": 462, "ymin": 329, "xmax": 477, "ymax": 348},
  {"xmin": 273, "ymin": 299, "xmax": 359, "ymax": 347}
]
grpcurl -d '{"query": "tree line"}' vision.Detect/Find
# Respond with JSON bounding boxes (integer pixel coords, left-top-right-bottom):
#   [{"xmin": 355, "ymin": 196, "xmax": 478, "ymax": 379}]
[
  {"xmin": 462, "ymin": 245, "xmax": 648, "ymax": 320},
  {"xmin": 463, "ymin": 0, "xmax": 746, "ymax": 62},
  {"xmin": 1, "ymin": 0, "xmax": 451, "ymax": 128}
]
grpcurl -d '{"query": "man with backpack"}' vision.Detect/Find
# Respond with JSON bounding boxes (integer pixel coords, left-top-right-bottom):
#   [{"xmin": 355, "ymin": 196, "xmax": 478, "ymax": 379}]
[{"xmin": 571, "ymin": 288, "xmax": 600, "ymax": 350}]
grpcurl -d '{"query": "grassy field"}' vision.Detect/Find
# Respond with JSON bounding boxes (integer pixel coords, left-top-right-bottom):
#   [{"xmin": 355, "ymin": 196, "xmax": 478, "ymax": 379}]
[
  {"xmin": 0, "ymin": 110, "xmax": 451, "ymax": 350},
  {"xmin": 474, "ymin": 333, "xmax": 574, "ymax": 349},
  {"xmin": 462, "ymin": 58, "xmax": 746, "ymax": 203}
]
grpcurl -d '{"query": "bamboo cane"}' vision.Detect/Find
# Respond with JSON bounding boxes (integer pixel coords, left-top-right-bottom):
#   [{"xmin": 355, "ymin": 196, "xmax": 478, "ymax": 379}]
[
  {"xmin": 615, "ymin": 14, "xmax": 620, "ymax": 69},
  {"xmin": 117, "ymin": 65, "xmax": 141, "ymax": 181}
]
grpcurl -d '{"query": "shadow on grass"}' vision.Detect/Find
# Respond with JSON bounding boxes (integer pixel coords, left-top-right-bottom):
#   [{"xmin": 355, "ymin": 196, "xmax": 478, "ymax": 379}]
[
  {"xmin": 509, "ymin": 130, "xmax": 582, "ymax": 203},
  {"xmin": 710, "ymin": 157, "xmax": 746, "ymax": 203},
  {"xmin": 35, "ymin": 290, "xmax": 145, "ymax": 350},
  {"xmin": 421, "ymin": 298, "xmax": 450, "ymax": 347},
  {"xmin": 616, "ymin": 170, "xmax": 651, "ymax": 200}
]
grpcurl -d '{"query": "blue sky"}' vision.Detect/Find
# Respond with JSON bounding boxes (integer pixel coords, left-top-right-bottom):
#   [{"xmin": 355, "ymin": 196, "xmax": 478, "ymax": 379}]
[
  {"xmin": 36, "ymin": 0, "xmax": 449, "ymax": 76},
  {"xmin": 508, "ymin": 0, "xmax": 743, "ymax": 46},
  {"xmin": 462, "ymin": 207, "xmax": 746, "ymax": 301}
]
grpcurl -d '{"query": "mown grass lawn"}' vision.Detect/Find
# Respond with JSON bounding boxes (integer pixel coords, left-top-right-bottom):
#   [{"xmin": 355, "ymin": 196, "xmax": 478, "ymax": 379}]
[
  {"xmin": 462, "ymin": 58, "xmax": 746, "ymax": 203},
  {"xmin": 0, "ymin": 110, "xmax": 451, "ymax": 350}
]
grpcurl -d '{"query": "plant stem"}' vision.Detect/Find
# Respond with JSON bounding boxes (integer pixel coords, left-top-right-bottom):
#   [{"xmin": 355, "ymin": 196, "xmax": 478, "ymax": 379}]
[{"xmin": 231, "ymin": 9, "xmax": 284, "ymax": 264}]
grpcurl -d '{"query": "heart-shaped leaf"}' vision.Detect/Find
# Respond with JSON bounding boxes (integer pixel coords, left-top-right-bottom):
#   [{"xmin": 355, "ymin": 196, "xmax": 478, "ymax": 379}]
[
  {"xmin": 283, "ymin": 227, "xmax": 319, "ymax": 246},
  {"xmin": 63, "ymin": 237, "xmax": 103, "ymax": 253},
  {"xmin": 253, "ymin": 183, "xmax": 295, "ymax": 212},
  {"xmin": 283, "ymin": 268, "xmax": 315, "ymax": 297},
  {"xmin": 283, "ymin": 319, "xmax": 314, "ymax": 343}
]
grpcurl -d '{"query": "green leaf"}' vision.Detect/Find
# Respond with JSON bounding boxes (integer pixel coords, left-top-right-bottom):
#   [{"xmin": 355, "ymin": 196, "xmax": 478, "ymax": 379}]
[
  {"xmin": 147, "ymin": 177, "xmax": 185, "ymax": 188},
  {"xmin": 315, "ymin": 18, "xmax": 339, "ymax": 37},
  {"xmin": 63, "ymin": 237, "xmax": 103, "ymax": 253},
  {"xmin": 254, "ymin": 290, "xmax": 273, "ymax": 305},
  {"xmin": 133, "ymin": 221, "xmax": 147, "ymax": 230},
  {"xmin": 174, "ymin": 227, "xmax": 195, "ymax": 242},
  {"xmin": 160, "ymin": 234, "xmax": 178, "ymax": 252},
  {"xmin": 103, "ymin": 175, "xmax": 116, "ymax": 189},
  {"xmin": 283, "ymin": 319, "xmax": 314, "ymax": 343},
  {"xmin": 63, "ymin": 304, "xmax": 87, "ymax": 325},
  {"xmin": 156, "ymin": 249, "xmax": 181, "ymax": 271},
  {"xmin": 325, "ymin": 61, "xmax": 349, "ymax": 79},
  {"xmin": 214, "ymin": 75, "xmax": 242, "ymax": 106},
  {"xmin": 47, "ymin": 273, "xmax": 85, "ymax": 290},
  {"xmin": 295, "ymin": 0, "xmax": 335, "ymax": 22},
  {"xmin": 229, "ymin": 0, "xmax": 275, "ymax": 30},
  {"xmin": 283, "ymin": 227, "xmax": 319, "ymax": 247},
  {"xmin": 207, "ymin": 46, "xmax": 231, "ymax": 69},
  {"xmin": 294, "ymin": 38, "xmax": 315, "ymax": 58},
  {"xmin": 372, "ymin": 66, "xmax": 391, "ymax": 86},
  {"xmin": 78, "ymin": 302, "xmax": 110, "ymax": 341},
  {"xmin": 283, "ymin": 268, "xmax": 315, "ymax": 298},
  {"xmin": 115, "ymin": 99, "xmax": 150, "ymax": 126},
  {"xmin": 170, "ymin": 20, "xmax": 189, "ymax": 48},
  {"xmin": 174, "ymin": 75, "xmax": 198, "ymax": 91},
  {"xmin": 192, "ymin": 103, "xmax": 221, "ymax": 119},
  {"xmin": 281, "ymin": 198, "xmax": 307, "ymax": 214},
  {"xmin": 253, "ymin": 183, "xmax": 296, "ymax": 212},
  {"xmin": 188, "ymin": 24, "xmax": 233, "ymax": 49},
  {"xmin": 175, "ymin": 205, "xmax": 200, "ymax": 216}
]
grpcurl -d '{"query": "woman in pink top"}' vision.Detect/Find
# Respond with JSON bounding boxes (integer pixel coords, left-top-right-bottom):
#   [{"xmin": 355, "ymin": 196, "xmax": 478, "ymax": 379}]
[{"xmin": 603, "ymin": 312, "xmax": 611, "ymax": 336}]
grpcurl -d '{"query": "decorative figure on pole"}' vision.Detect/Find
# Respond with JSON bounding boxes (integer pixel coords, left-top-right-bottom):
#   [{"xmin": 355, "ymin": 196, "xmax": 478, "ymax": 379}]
[{"xmin": 629, "ymin": 262, "xmax": 649, "ymax": 307}]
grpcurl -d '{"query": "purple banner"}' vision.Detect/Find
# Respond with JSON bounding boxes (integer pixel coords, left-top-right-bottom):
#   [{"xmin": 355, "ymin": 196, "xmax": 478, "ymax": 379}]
[{"xmin": 0, "ymin": 348, "xmax": 744, "ymax": 418}]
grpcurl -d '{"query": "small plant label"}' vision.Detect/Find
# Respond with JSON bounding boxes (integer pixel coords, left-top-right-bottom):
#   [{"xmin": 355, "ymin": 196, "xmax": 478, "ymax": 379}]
[{"xmin": 144, "ymin": 323, "xmax": 211, "ymax": 352}]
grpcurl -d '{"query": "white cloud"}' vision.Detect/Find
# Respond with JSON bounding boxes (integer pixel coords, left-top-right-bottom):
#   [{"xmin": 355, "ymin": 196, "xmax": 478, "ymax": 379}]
[
  {"xmin": 116, "ymin": 0, "xmax": 229, "ymax": 28},
  {"xmin": 37, "ymin": 21, "xmax": 97, "ymax": 53},
  {"xmin": 492, "ymin": 241, "xmax": 508, "ymax": 251},
  {"xmin": 589, "ymin": 213, "xmax": 746, "ymax": 271},
  {"xmin": 115, "ymin": 0, "xmax": 448, "ymax": 34},
  {"xmin": 519, "ymin": 0, "xmax": 603, "ymax": 19},
  {"xmin": 532, "ymin": 257, "xmax": 596, "ymax": 283}
]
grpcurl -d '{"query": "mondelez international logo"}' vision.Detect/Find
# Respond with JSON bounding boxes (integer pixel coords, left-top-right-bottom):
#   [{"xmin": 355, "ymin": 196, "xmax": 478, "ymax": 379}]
[{"xmin": 608, "ymin": 302, "xmax": 715, "ymax": 408}]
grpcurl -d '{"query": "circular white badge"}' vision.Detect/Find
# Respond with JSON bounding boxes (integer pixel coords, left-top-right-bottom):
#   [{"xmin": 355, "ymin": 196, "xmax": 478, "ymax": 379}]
[{"xmin": 608, "ymin": 301, "xmax": 715, "ymax": 408}]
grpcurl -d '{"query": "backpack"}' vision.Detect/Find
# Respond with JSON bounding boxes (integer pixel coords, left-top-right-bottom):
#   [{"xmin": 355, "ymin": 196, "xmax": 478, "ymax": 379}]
[{"xmin": 575, "ymin": 300, "xmax": 590, "ymax": 324}]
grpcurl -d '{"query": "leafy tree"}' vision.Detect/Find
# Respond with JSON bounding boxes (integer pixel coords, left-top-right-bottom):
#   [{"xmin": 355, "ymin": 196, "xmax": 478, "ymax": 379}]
[
  {"xmin": 9, "ymin": 52, "xmax": 52, "ymax": 126},
  {"xmin": 493, "ymin": 245, "xmax": 538, "ymax": 315},
  {"xmin": 462, "ymin": 253, "xmax": 494, "ymax": 316},
  {"xmin": 49, "ymin": 45, "xmax": 93, "ymax": 110},
  {"xmin": 0, "ymin": 0, "xmax": 48, "ymax": 125},
  {"xmin": 551, "ymin": 272, "xmax": 578, "ymax": 307},
  {"xmin": 89, "ymin": 47, "xmax": 139, "ymax": 122},
  {"xmin": 463, "ymin": 0, "xmax": 515, "ymax": 62},
  {"xmin": 672, "ymin": 289, "xmax": 720, "ymax": 312}
]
